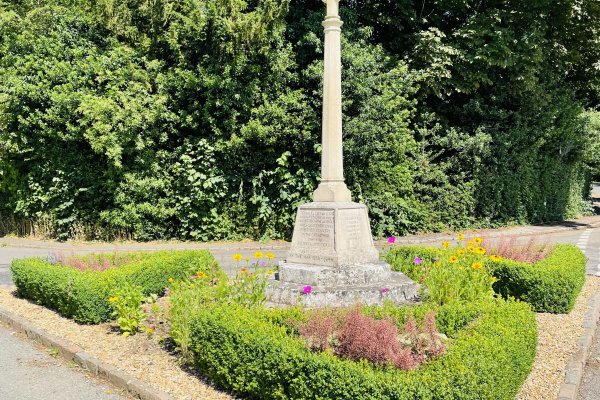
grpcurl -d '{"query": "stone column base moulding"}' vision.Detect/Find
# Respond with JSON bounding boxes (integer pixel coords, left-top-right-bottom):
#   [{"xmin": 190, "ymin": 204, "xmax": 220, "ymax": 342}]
[{"xmin": 266, "ymin": 202, "xmax": 419, "ymax": 307}]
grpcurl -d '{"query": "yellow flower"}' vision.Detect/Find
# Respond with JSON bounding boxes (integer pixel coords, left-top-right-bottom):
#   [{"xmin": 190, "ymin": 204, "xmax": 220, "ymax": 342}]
[
  {"xmin": 197, "ymin": 271, "xmax": 207, "ymax": 279},
  {"xmin": 266, "ymin": 253, "xmax": 275, "ymax": 259},
  {"xmin": 254, "ymin": 251, "xmax": 264, "ymax": 259},
  {"xmin": 146, "ymin": 327, "xmax": 154, "ymax": 333},
  {"xmin": 467, "ymin": 245, "xmax": 475, "ymax": 253},
  {"xmin": 476, "ymin": 247, "xmax": 486, "ymax": 255},
  {"xmin": 233, "ymin": 254, "xmax": 243, "ymax": 261},
  {"xmin": 467, "ymin": 240, "xmax": 475, "ymax": 247},
  {"xmin": 457, "ymin": 233, "xmax": 465, "ymax": 241},
  {"xmin": 240, "ymin": 267, "xmax": 248, "ymax": 274},
  {"xmin": 245, "ymin": 257, "xmax": 250, "ymax": 262},
  {"xmin": 168, "ymin": 277, "xmax": 173, "ymax": 283},
  {"xmin": 474, "ymin": 237, "xmax": 483, "ymax": 244},
  {"xmin": 456, "ymin": 249, "xmax": 465, "ymax": 257},
  {"xmin": 442, "ymin": 241, "xmax": 450, "ymax": 249},
  {"xmin": 449, "ymin": 256, "xmax": 459, "ymax": 263},
  {"xmin": 190, "ymin": 283, "xmax": 195, "ymax": 288},
  {"xmin": 108, "ymin": 296, "xmax": 119, "ymax": 303},
  {"xmin": 489, "ymin": 255, "xmax": 502, "ymax": 262},
  {"xmin": 471, "ymin": 262, "xmax": 483, "ymax": 269},
  {"xmin": 267, "ymin": 269, "xmax": 274, "ymax": 275}
]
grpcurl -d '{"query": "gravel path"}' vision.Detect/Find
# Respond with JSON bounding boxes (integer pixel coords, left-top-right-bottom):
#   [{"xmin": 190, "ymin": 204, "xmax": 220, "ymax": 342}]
[
  {"xmin": 0, "ymin": 288, "xmax": 232, "ymax": 400},
  {"xmin": 516, "ymin": 276, "xmax": 600, "ymax": 399}
]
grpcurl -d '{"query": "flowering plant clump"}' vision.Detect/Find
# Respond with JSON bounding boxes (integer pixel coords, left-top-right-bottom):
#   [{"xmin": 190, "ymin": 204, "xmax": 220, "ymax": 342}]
[
  {"xmin": 298, "ymin": 307, "xmax": 446, "ymax": 371},
  {"xmin": 386, "ymin": 234, "xmax": 500, "ymax": 305},
  {"xmin": 109, "ymin": 282, "xmax": 146, "ymax": 336},
  {"xmin": 167, "ymin": 252, "xmax": 278, "ymax": 356},
  {"xmin": 47, "ymin": 252, "xmax": 135, "ymax": 272}
]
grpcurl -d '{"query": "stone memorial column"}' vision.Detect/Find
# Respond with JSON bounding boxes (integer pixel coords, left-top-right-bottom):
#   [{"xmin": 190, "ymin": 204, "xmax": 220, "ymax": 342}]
[{"xmin": 266, "ymin": 0, "xmax": 418, "ymax": 307}]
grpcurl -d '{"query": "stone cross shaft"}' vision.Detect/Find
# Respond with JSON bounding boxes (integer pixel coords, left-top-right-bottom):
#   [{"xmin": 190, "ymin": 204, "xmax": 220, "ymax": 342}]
[{"xmin": 313, "ymin": 0, "xmax": 352, "ymax": 202}]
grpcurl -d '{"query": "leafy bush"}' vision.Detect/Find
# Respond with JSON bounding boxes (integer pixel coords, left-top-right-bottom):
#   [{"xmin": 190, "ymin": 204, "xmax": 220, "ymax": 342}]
[
  {"xmin": 168, "ymin": 252, "xmax": 278, "ymax": 356},
  {"xmin": 11, "ymin": 250, "xmax": 222, "ymax": 323},
  {"xmin": 109, "ymin": 282, "xmax": 146, "ymax": 336},
  {"xmin": 487, "ymin": 244, "xmax": 586, "ymax": 313},
  {"xmin": 187, "ymin": 298, "xmax": 536, "ymax": 399},
  {"xmin": 297, "ymin": 307, "xmax": 446, "ymax": 371},
  {"xmin": 387, "ymin": 243, "xmax": 586, "ymax": 313}
]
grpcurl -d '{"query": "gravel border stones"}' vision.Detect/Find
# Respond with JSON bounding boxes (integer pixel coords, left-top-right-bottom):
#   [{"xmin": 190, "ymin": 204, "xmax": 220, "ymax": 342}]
[
  {"xmin": 0, "ymin": 307, "xmax": 173, "ymax": 400},
  {"xmin": 558, "ymin": 291, "xmax": 600, "ymax": 400}
]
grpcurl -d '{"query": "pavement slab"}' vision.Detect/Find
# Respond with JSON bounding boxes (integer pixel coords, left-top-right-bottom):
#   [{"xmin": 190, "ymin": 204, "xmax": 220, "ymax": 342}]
[{"xmin": 0, "ymin": 324, "xmax": 125, "ymax": 400}]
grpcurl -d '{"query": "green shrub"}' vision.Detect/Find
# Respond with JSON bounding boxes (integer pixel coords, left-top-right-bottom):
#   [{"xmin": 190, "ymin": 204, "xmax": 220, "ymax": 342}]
[
  {"xmin": 11, "ymin": 250, "xmax": 222, "ymax": 323},
  {"xmin": 187, "ymin": 298, "xmax": 536, "ymax": 399},
  {"xmin": 487, "ymin": 244, "xmax": 586, "ymax": 313},
  {"xmin": 387, "ymin": 243, "xmax": 586, "ymax": 313}
]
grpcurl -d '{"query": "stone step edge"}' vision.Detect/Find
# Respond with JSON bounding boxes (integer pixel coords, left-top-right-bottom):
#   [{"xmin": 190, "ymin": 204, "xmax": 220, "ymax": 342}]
[
  {"xmin": 0, "ymin": 307, "xmax": 173, "ymax": 400},
  {"xmin": 557, "ymin": 290, "xmax": 600, "ymax": 400}
]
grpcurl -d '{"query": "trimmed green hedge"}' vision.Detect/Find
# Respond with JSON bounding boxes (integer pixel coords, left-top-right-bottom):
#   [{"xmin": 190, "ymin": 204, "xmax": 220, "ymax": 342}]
[
  {"xmin": 11, "ymin": 250, "xmax": 222, "ymax": 324},
  {"xmin": 387, "ymin": 243, "xmax": 586, "ymax": 313},
  {"xmin": 188, "ymin": 299, "xmax": 536, "ymax": 399}
]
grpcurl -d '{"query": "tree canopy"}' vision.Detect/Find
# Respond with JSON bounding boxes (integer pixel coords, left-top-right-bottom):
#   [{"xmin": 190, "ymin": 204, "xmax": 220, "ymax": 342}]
[{"xmin": 1, "ymin": 0, "xmax": 599, "ymax": 240}]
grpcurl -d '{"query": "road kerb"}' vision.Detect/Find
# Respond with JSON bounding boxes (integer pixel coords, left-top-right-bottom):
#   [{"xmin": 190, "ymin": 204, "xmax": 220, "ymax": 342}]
[
  {"xmin": 558, "ymin": 291, "xmax": 600, "ymax": 400},
  {"xmin": 0, "ymin": 307, "xmax": 174, "ymax": 400}
]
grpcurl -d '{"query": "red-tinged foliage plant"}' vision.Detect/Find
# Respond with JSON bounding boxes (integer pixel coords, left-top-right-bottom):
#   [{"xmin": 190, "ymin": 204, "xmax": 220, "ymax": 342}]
[
  {"xmin": 490, "ymin": 235, "xmax": 555, "ymax": 263},
  {"xmin": 299, "ymin": 307, "xmax": 446, "ymax": 370}
]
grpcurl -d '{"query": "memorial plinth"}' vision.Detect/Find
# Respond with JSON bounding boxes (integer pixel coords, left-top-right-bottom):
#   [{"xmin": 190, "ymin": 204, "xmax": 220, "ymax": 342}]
[{"xmin": 266, "ymin": 202, "xmax": 419, "ymax": 307}]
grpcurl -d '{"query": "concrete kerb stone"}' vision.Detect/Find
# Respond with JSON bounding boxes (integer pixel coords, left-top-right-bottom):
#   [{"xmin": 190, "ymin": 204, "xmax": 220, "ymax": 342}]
[
  {"xmin": 0, "ymin": 307, "xmax": 174, "ymax": 400},
  {"xmin": 558, "ymin": 291, "xmax": 600, "ymax": 400}
]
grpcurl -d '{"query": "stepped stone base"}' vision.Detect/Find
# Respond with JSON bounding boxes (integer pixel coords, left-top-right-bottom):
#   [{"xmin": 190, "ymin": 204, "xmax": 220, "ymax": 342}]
[
  {"xmin": 266, "ymin": 261, "xmax": 420, "ymax": 308},
  {"xmin": 265, "ymin": 201, "xmax": 419, "ymax": 308}
]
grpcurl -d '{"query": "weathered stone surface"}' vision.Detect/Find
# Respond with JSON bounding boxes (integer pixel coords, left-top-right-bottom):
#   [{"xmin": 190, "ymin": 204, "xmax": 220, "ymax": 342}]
[
  {"xmin": 266, "ymin": 270, "xmax": 419, "ymax": 308},
  {"xmin": 278, "ymin": 261, "xmax": 391, "ymax": 287},
  {"xmin": 286, "ymin": 202, "xmax": 379, "ymax": 268}
]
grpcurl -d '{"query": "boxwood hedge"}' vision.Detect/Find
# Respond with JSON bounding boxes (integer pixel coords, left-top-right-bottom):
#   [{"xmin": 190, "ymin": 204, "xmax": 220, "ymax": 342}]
[
  {"xmin": 11, "ymin": 250, "xmax": 222, "ymax": 323},
  {"xmin": 188, "ymin": 298, "xmax": 536, "ymax": 400},
  {"xmin": 386, "ymin": 243, "xmax": 586, "ymax": 313}
]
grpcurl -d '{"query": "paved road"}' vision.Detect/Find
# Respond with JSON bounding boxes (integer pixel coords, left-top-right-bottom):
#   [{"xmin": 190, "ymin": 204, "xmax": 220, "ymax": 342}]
[
  {"xmin": 0, "ymin": 326, "xmax": 125, "ymax": 400},
  {"xmin": 580, "ymin": 328, "xmax": 600, "ymax": 400}
]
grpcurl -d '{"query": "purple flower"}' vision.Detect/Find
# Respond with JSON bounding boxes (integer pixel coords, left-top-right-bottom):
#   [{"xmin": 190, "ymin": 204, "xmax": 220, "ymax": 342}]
[
  {"xmin": 414, "ymin": 257, "xmax": 422, "ymax": 265},
  {"xmin": 380, "ymin": 288, "xmax": 390, "ymax": 294},
  {"xmin": 164, "ymin": 288, "xmax": 171, "ymax": 296},
  {"xmin": 190, "ymin": 275, "xmax": 197, "ymax": 280},
  {"xmin": 303, "ymin": 285, "xmax": 312, "ymax": 295},
  {"xmin": 387, "ymin": 236, "xmax": 396, "ymax": 244}
]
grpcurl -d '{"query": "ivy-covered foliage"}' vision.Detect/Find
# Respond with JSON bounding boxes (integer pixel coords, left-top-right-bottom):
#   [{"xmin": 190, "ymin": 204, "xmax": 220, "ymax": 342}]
[{"xmin": 1, "ymin": 0, "xmax": 598, "ymax": 240}]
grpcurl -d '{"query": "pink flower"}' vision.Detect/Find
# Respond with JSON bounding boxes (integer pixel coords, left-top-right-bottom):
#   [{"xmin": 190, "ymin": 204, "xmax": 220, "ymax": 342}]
[
  {"xmin": 387, "ymin": 236, "xmax": 396, "ymax": 244},
  {"xmin": 303, "ymin": 285, "xmax": 312, "ymax": 294},
  {"xmin": 381, "ymin": 288, "xmax": 390, "ymax": 294},
  {"xmin": 414, "ymin": 257, "xmax": 422, "ymax": 265},
  {"xmin": 164, "ymin": 288, "xmax": 171, "ymax": 296}
]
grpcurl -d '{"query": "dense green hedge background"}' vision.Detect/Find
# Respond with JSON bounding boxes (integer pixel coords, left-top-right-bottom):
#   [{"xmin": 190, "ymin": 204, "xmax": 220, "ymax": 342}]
[{"xmin": 1, "ymin": 0, "xmax": 599, "ymax": 241}]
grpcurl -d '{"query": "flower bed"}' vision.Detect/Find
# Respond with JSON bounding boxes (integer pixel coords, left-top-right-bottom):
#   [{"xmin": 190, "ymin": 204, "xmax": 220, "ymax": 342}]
[
  {"xmin": 387, "ymin": 243, "xmax": 586, "ymax": 313},
  {"xmin": 186, "ymin": 299, "xmax": 536, "ymax": 400},
  {"xmin": 11, "ymin": 250, "xmax": 222, "ymax": 323}
]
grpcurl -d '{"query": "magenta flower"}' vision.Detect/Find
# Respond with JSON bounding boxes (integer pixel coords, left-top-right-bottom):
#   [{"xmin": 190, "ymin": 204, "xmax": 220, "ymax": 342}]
[
  {"xmin": 303, "ymin": 285, "xmax": 312, "ymax": 294},
  {"xmin": 387, "ymin": 236, "xmax": 396, "ymax": 244},
  {"xmin": 380, "ymin": 287, "xmax": 390, "ymax": 294},
  {"xmin": 414, "ymin": 257, "xmax": 422, "ymax": 265}
]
